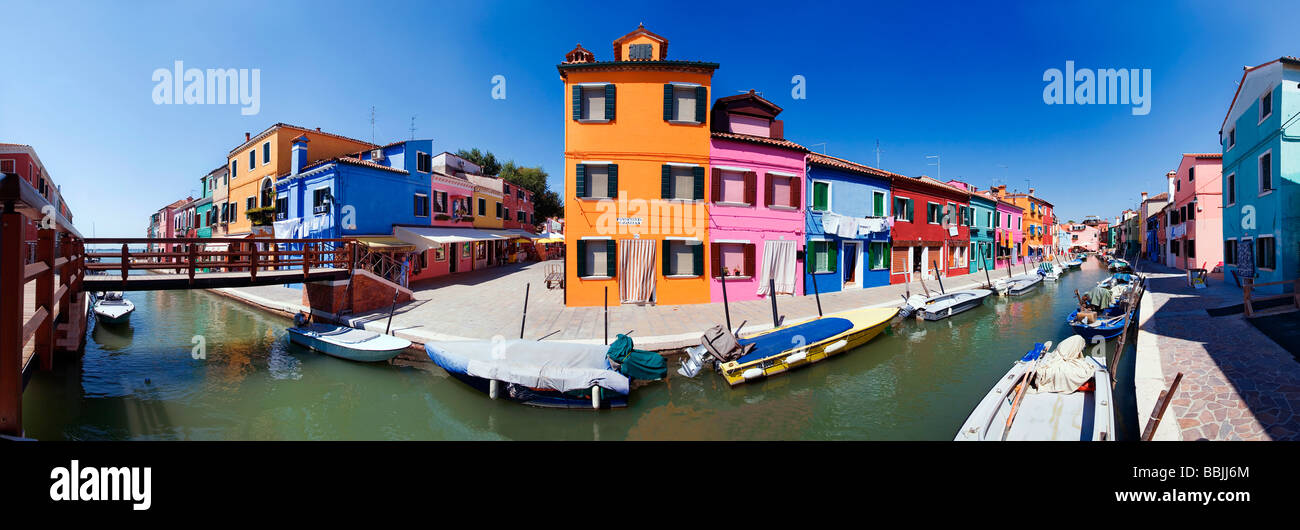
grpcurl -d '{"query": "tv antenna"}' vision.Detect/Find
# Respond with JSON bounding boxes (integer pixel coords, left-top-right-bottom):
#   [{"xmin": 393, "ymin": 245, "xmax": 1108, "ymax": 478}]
[
  {"xmin": 370, "ymin": 106, "xmax": 376, "ymax": 144},
  {"xmin": 409, "ymin": 115, "xmax": 417, "ymax": 140},
  {"xmin": 926, "ymin": 155, "xmax": 941, "ymax": 180},
  {"xmin": 808, "ymin": 142, "xmax": 827, "ymax": 154},
  {"xmin": 874, "ymin": 140, "xmax": 883, "ymax": 167}
]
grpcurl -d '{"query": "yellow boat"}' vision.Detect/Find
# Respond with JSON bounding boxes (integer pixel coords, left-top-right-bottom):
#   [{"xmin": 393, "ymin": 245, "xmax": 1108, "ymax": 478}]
[{"xmin": 714, "ymin": 307, "xmax": 899, "ymax": 387}]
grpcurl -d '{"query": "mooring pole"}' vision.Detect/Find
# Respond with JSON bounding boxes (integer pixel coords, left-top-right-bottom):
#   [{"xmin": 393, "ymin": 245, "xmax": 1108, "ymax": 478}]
[
  {"xmin": 720, "ymin": 271, "xmax": 733, "ymax": 332},
  {"xmin": 520, "ymin": 282, "xmax": 530, "ymax": 339},
  {"xmin": 983, "ymin": 256, "xmax": 993, "ymax": 289},
  {"xmin": 811, "ymin": 271, "xmax": 823, "ymax": 316},
  {"xmin": 932, "ymin": 260, "xmax": 945, "ymax": 294},
  {"xmin": 768, "ymin": 278, "xmax": 780, "ymax": 327},
  {"xmin": 604, "ymin": 286, "xmax": 609, "ymax": 346},
  {"xmin": 384, "ymin": 286, "xmax": 399, "ymax": 335}
]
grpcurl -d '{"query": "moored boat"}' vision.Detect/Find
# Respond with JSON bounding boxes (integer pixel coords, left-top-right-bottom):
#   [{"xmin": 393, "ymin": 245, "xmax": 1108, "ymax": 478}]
[
  {"xmin": 91, "ymin": 292, "xmax": 134, "ymax": 324},
  {"xmin": 287, "ymin": 322, "xmax": 412, "ymax": 362},
  {"xmin": 678, "ymin": 306, "xmax": 899, "ymax": 387},
  {"xmin": 955, "ymin": 335, "xmax": 1115, "ymax": 441},
  {"xmin": 903, "ymin": 289, "xmax": 992, "ymax": 321},
  {"xmin": 1037, "ymin": 261, "xmax": 1062, "ymax": 281},
  {"xmin": 994, "ymin": 274, "xmax": 1042, "ymax": 296},
  {"xmin": 1064, "ymin": 258, "xmax": 1083, "ymax": 269}
]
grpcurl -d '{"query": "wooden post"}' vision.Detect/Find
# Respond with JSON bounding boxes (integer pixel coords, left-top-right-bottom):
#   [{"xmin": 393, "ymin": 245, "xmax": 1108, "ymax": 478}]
[
  {"xmin": 0, "ymin": 211, "xmax": 25, "ymax": 436},
  {"xmin": 35, "ymin": 229, "xmax": 54, "ymax": 369},
  {"xmin": 810, "ymin": 270, "xmax": 823, "ymax": 317},
  {"xmin": 187, "ymin": 243, "xmax": 197, "ymax": 285},
  {"xmin": 302, "ymin": 242, "xmax": 312, "ymax": 281},
  {"xmin": 769, "ymin": 278, "xmax": 780, "ymax": 327},
  {"xmin": 520, "ymin": 282, "xmax": 530, "ymax": 339},
  {"xmin": 120, "ymin": 242, "xmax": 129, "ymax": 285},
  {"xmin": 603, "ymin": 286, "xmax": 609, "ymax": 346},
  {"xmin": 249, "ymin": 241, "xmax": 259, "ymax": 281},
  {"xmin": 1141, "ymin": 372, "xmax": 1183, "ymax": 441},
  {"xmin": 720, "ymin": 271, "xmax": 733, "ymax": 331},
  {"xmin": 1243, "ymin": 278, "xmax": 1254, "ymax": 318}
]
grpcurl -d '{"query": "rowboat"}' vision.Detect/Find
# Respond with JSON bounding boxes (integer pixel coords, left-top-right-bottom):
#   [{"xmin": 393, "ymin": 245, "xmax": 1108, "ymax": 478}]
[
  {"xmin": 1037, "ymin": 262, "xmax": 1062, "ymax": 281},
  {"xmin": 955, "ymin": 335, "xmax": 1115, "ymax": 441},
  {"xmin": 903, "ymin": 289, "xmax": 992, "ymax": 321},
  {"xmin": 1066, "ymin": 274, "xmax": 1141, "ymax": 340},
  {"xmin": 424, "ymin": 334, "xmax": 665, "ymax": 409},
  {"xmin": 678, "ymin": 307, "xmax": 899, "ymax": 387},
  {"xmin": 1064, "ymin": 258, "xmax": 1083, "ymax": 269},
  {"xmin": 1066, "ymin": 307, "xmax": 1133, "ymax": 341},
  {"xmin": 91, "ymin": 292, "xmax": 134, "ymax": 324},
  {"xmin": 287, "ymin": 322, "xmax": 411, "ymax": 362},
  {"xmin": 1107, "ymin": 259, "xmax": 1132, "ymax": 272},
  {"xmin": 993, "ymin": 274, "xmax": 1042, "ymax": 296}
]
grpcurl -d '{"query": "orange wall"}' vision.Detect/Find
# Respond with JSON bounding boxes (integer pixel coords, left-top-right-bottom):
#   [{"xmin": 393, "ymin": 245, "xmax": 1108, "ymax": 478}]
[
  {"xmin": 563, "ymin": 60, "xmax": 713, "ymax": 306},
  {"xmin": 226, "ymin": 127, "xmax": 373, "ymax": 235}
]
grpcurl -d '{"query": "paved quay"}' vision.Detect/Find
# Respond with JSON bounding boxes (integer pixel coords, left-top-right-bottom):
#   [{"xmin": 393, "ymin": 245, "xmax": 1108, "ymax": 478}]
[
  {"xmin": 214, "ymin": 260, "xmax": 1005, "ymax": 351},
  {"xmin": 1134, "ymin": 262, "xmax": 1300, "ymax": 441}
]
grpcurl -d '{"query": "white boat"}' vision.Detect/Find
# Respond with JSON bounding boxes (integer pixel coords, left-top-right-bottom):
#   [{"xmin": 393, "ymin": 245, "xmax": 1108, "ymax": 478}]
[
  {"xmin": 287, "ymin": 322, "xmax": 411, "ymax": 362},
  {"xmin": 993, "ymin": 274, "xmax": 1042, "ymax": 296},
  {"xmin": 1037, "ymin": 262, "xmax": 1062, "ymax": 281},
  {"xmin": 903, "ymin": 289, "xmax": 992, "ymax": 321},
  {"xmin": 956, "ymin": 335, "xmax": 1115, "ymax": 441},
  {"xmin": 92, "ymin": 292, "xmax": 134, "ymax": 324}
]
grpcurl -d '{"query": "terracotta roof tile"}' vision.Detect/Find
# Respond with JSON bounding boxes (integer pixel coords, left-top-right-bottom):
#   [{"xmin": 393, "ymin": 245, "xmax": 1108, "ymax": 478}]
[
  {"xmin": 712, "ymin": 131, "xmax": 807, "ymax": 152},
  {"xmin": 806, "ymin": 152, "xmax": 904, "ymax": 179}
]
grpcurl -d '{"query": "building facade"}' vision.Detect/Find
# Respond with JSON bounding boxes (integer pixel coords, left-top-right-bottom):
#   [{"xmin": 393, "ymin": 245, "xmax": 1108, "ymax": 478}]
[
  {"xmin": 994, "ymin": 200, "xmax": 1023, "ymax": 270},
  {"xmin": 993, "ymin": 186, "xmax": 1053, "ymax": 261},
  {"xmin": 889, "ymin": 176, "xmax": 971, "ymax": 284},
  {"xmin": 948, "ymin": 182, "xmax": 996, "ymax": 274},
  {"xmin": 1169, "ymin": 154, "xmax": 1223, "ymax": 270},
  {"xmin": 803, "ymin": 153, "xmax": 893, "ymax": 296},
  {"xmin": 0, "ymin": 143, "xmax": 73, "ymax": 263}
]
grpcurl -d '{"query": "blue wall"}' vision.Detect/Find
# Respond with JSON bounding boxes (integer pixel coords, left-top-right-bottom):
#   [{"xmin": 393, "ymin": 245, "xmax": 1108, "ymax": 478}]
[{"xmin": 804, "ymin": 163, "xmax": 892, "ymax": 295}]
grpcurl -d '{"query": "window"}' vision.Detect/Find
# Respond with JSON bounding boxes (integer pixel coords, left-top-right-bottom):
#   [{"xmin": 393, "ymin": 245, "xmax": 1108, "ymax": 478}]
[
  {"xmin": 1227, "ymin": 128, "xmax": 1236, "ymax": 150},
  {"xmin": 478, "ymin": 197, "xmax": 486, "ymax": 216},
  {"xmin": 665, "ymin": 84, "xmax": 705, "ymax": 123},
  {"xmin": 246, "ymin": 196, "xmax": 255, "ymax": 211},
  {"xmin": 1260, "ymin": 90, "xmax": 1273, "ymax": 122},
  {"xmin": 432, "ymin": 191, "xmax": 447, "ymax": 214},
  {"xmin": 1224, "ymin": 239, "xmax": 1237, "ymax": 265},
  {"xmin": 495, "ymin": 202, "xmax": 503, "ymax": 219},
  {"xmin": 504, "ymin": 206, "xmax": 510, "ymax": 220},
  {"xmin": 433, "ymin": 245, "xmax": 446, "ymax": 262},
  {"xmin": 414, "ymin": 193, "xmax": 429, "ymax": 217},
  {"xmin": 1171, "ymin": 240, "xmax": 1180, "ymax": 256},
  {"xmin": 807, "ymin": 240, "xmax": 837, "ymax": 274},
  {"xmin": 578, "ymin": 239, "xmax": 616, "ymax": 278},
  {"xmin": 893, "ymin": 197, "xmax": 914, "ymax": 222},
  {"xmin": 517, "ymin": 190, "xmax": 525, "ymax": 201},
  {"xmin": 503, "ymin": 184, "xmax": 510, "ymax": 195},
  {"xmin": 927, "ymin": 202, "xmax": 942, "ymax": 224},
  {"xmin": 1176, "ymin": 178, "xmax": 1181, "ymax": 192},
  {"xmin": 663, "ymin": 165, "xmax": 702, "ymax": 200},
  {"xmin": 712, "ymin": 242, "xmax": 754, "ymax": 278},
  {"xmin": 663, "ymin": 240, "xmax": 703, "ymax": 277},
  {"xmin": 869, "ymin": 242, "xmax": 888, "ymax": 270},
  {"xmin": 312, "ymin": 188, "xmax": 330, "ymax": 214},
  {"xmin": 1017, "ymin": 218, "xmax": 1021, "ymax": 230},
  {"xmin": 811, "ymin": 180, "xmax": 831, "ymax": 211},
  {"xmin": 1187, "ymin": 202, "xmax": 1195, "ymax": 220},
  {"xmin": 462, "ymin": 243, "xmax": 471, "ymax": 258},
  {"xmin": 986, "ymin": 211, "xmax": 993, "ymax": 228},
  {"xmin": 275, "ymin": 196, "xmax": 288, "ymax": 219},
  {"xmin": 573, "ymin": 84, "xmax": 614, "ymax": 121},
  {"xmin": 262, "ymin": 142, "xmax": 271, "ymax": 165},
  {"xmin": 1188, "ymin": 166, "xmax": 1195, "ymax": 182},
  {"xmin": 0, "ymin": 159, "xmax": 13, "ymax": 173},
  {"xmin": 416, "ymin": 152, "xmax": 432, "ymax": 173},
  {"xmin": 1260, "ymin": 151, "xmax": 1273, "ymax": 193},
  {"xmin": 576, "ymin": 163, "xmax": 617, "ymax": 199},
  {"xmin": 1226, "ymin": 173, "xmax": 1235, "ymax": 206},
  {"xmin": 228, "ymin": 203, "xmax": 236, "ymax": 222},
  {"xmin": 1257, "ymin": 236, "xmax": 1276, "ymax": 270},
  {"xmin": 231, "ymin": 161, "xmax": 237, "ymax": 179},
  {"xmin": 517, "ymin": 210, "xmax": 526, "ymax": 223},
  {"xmin": 248, "ymin": 150, "xmax": 255, "ymax": 170},
  {"xmin": 872, "ymin": 191, "xmax": 886, "ymax": 216},
  {"xmin": 1187, "ymin": 239, "xmax": 1195, "ymax": 259},
  {"xmin": 260, "ymin": 178, "xmax": 274, "ymax": 207},
  {"xmin": 767, "ymin": 174, "xmax": 797, "ymax": 208}
]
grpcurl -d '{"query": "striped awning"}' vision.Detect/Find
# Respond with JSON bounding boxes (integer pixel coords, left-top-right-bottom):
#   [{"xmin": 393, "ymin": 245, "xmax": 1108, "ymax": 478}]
[{"xmin": 355, "ymin": 237, "xmax": 416, "ymax": 252}]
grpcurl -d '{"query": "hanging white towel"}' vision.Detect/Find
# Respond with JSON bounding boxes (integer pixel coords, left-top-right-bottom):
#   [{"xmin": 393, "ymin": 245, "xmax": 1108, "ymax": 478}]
[
  {"xmin": 756, "ymin": 240, "xmax": 798, "ymax": 296},
  {"xmin": 837, "ymin": 216, "xmax": 859, "ymax": 238},
  {"xmin": 821, "ymin": 213, "xmax": 840, "ymax": 235},
  {"xmin": 858, "ymin": 217, "xmax": 887, "ymax": 237},
  {"xmin": 273, "ymin": 218, "xmax": 301, "ymax": 240}
]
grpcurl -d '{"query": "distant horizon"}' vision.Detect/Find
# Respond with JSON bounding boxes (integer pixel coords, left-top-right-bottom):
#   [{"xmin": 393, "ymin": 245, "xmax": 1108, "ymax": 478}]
[{"xmin": 3, "ymin": 0, "xmax": 1294, "ymax": 237}]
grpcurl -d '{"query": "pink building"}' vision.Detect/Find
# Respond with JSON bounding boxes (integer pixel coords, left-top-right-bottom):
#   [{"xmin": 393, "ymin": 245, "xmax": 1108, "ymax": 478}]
[
  {"xmin": 1059, "ymin": 222, "xmax": 1100, "ymax": 252},
  {"xmin": 708, "ymin": 91, "xmax": 806, "ymax": 302},
  {"xmin": 1168, "ymin": 153, "xmax": 1223, "ymax": 271},
  {"xmin": 407, "ymin": 170, "xmax": 477, "ymax": 282},
  {"xmin": 995, "ymin": 199, "xmax": 1023, "ymax": 269}
]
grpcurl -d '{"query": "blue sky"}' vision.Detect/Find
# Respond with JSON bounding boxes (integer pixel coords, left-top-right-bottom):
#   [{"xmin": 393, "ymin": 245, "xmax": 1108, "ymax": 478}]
[{"xmin": 1, "ymin": 0, "xmax": 1295, "ymax": 237}]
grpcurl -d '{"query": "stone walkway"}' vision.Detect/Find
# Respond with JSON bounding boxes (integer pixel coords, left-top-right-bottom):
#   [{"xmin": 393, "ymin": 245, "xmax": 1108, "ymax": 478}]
[
  {"xmin": 217, "ymin": 260, "xmax": 1003, "ymax": 351},
  {"xmin": 1136, "ymin": 262, "xmax": 1300, "ymax": 441}
]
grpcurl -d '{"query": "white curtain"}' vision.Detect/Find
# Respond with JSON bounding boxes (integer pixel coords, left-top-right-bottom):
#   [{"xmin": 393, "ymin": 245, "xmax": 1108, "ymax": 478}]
[
  {"xmin": 619, "ymin": 239, "xmax": 656, "ymax": 304},
  {"xmin": 757, "ymin": 240, "xmax": 798, "ymax": 296}
]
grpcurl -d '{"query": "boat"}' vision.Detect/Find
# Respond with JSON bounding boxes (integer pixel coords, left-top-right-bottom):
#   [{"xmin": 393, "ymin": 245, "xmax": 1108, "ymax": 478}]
[
  {"xmin": 424, "ymin": 333, "xmax": 666, "ymax": 409},
  {"xmin": 902, "ymin": 289, "xmax": 992, "ymax": 321},
  {"xmin": 1107, "ymin": 258, "xmax": 1132, "ymax": 272},
  {"xmin": 91, "ymin": 292, "xmax": 134, "ymax": 324},
  {"xmin": 678, "ymin": 306, "xmax": 899, "ymax": 387},
  {"xmin": 993, "ymin": 274, "xmax": 1042, "ymax": 296},
  {"xmin": 1066, "ymin": 306, "xmax": 1134, "ymax": 341},
  {"xmin": 1065, "ymin": 274, "xmax": 1141, "ymax": 341},
  {"xmin": 287, "ymin": 322, "xmax": 412, "ymax": 362},
  {"xmin": 955, "ymin": 335, "xmax": 1115, "ymax": 441},
  {"xmin": 1037, "ymin": 261, "xmax": 1062, "ymax": 281},
  {"xmin": 1063, "ymin": 258, "xmax": 1083, "ymax": 270}
]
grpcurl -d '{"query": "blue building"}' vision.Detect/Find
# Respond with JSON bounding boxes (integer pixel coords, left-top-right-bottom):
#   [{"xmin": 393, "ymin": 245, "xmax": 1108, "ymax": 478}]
[
  {"xmin": 274, "ymin": 136, "xmax": 435, "ymax": 284},
  {"xmin": 1220, "ymin": 57, "xmax": 1299, "ymax": 291},
  {"xmin": 803, "ymin": 153, "xmax": 894, "ymax": 295}
]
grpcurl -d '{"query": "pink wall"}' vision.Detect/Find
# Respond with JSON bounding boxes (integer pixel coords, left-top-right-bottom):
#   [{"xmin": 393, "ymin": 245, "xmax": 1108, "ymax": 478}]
[
  {"xmin": 708, "ymin": 138, "xmax": 804, "ymax": 302},
  {"xmin": 996, "ymin": 202, "xmax": 1023, "ymax": 267},
  {"xmin": 1172, "ymin": 155, "xmax": 1223, "ymax": 270},
  {"xmin": 409, "ymin": 242, "xmax": 477, "ymax": 283}
]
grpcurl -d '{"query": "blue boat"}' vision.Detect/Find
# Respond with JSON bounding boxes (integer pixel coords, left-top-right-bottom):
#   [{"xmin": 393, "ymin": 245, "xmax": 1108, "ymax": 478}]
[{"xmin": 1065, "ymin": 307, "xmax": 1133, "ymax": 341}]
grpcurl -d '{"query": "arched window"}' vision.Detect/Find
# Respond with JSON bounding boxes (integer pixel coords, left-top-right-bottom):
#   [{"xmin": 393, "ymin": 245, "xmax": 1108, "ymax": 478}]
[{"xmin": 260, "ymin": 178, "xmax": 274, "ymax": 208}]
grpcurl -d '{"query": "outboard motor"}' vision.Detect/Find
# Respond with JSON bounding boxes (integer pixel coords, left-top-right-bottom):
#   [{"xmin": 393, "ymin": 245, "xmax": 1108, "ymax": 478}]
[{"xmin": 678, "ymin": 345, "xmax": 712, "ymax": 378}]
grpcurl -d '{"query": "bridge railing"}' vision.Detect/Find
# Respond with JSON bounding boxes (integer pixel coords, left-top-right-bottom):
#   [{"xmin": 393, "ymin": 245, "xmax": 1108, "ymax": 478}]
[
  {"xmin": 1, "ymin": 172, "xmax": 86, "ymax": 436},
  {"xmin": 83, "ymin": 237, "xmax": 356, "ymax": 285}
]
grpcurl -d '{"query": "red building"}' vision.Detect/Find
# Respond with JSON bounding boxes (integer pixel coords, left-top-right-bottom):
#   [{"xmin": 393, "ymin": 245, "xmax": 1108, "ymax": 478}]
[
  {"xmin": 889, "ymin": 175, "xmax": 972, "ymax": 284},
  {"xmin": 0, "ymin": 143, "xmax": 73, "ymax": 263}
]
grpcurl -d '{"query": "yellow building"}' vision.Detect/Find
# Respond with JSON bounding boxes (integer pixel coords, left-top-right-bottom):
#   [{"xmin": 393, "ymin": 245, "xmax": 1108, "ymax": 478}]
[
  {"xmin": 224, "ymin": 123, "xmax": 375, "ymax": 236},
  {"xmin": 560, "ymin": 25, "xmax": 717, "ymax": 306}
]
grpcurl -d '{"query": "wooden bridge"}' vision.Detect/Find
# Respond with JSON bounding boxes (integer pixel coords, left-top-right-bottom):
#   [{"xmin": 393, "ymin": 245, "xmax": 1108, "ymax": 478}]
[{"xmin": 0, "ymin": 173, "xmax": 358, "ymax": 437}]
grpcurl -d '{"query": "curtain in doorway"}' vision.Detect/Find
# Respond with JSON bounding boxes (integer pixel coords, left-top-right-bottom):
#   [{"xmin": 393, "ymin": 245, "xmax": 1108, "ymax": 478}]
[
  {"xmin": 619, "ymin": 239, "xmax": 657, "ymax": 304},
  {"xmin": 757, "ymin": 240, "xmax": 798, "ymax": 296}
]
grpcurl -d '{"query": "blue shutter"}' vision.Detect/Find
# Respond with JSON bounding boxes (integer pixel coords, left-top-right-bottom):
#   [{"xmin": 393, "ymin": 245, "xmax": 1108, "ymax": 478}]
[
  {"xmin": 572, "ymin": 85, "xmax": 582, "ymax": 120},
  {"xmin": 604, "ymin": 84, "xmax": 616, "ymax": 120},
  {"xmin": 663, "ymin": 84, "xmax": 674, "ymax": 121},
  {"xmin": 662, "ymin": 239, "xmax": 672, "ymax": 276},
  {"xmin": 692, "ymin": 242, "xmax": 703, "ymax": 276},
  {"xmin": 576, "ymin": 240, "xmax": 587, "ymax": 277},
  {"xmin": 575, "ymin": 164, "xmax": 587, "ymax": 198},
  {"xmin": 607, "ymin": 164, "xmax": 618, "ymax": 198},
  {"xmin": 661, "ymin": 165, "xmax": 671, "ymax": 198},
  {"xmin": 606, "ymin": 240, "xmax": 617, "ymax": 278},
  {"xmin": 692, "ymin": 166, "xmax": 704, "ymax": 200},
  {"xmin": 695, "ymin": 86, "xmax": 707, "ymax": 123}
]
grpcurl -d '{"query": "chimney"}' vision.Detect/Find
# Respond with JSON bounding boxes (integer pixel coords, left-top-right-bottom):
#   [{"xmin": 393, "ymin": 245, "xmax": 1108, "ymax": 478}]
[
  {"xmin": 245, "ymin": 132, "xmax": 251, "ymax": 141},
  {"xmin": 290, "ymin": 135, "xmax": 310, "ymax": 176},
  {"xmin": 770, "ymin": 120, "xmax": 784, "ymax": 140},
  {"xmin": 1028, "ymin": 187, "xmax": 1035, "ymax": 196},
  {"xmin": 1141, "ymin": 192, "xmax": 1148, "ymax": 202}
]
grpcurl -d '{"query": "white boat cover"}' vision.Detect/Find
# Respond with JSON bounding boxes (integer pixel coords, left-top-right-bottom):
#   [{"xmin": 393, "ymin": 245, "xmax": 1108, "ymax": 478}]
[
  {"xmin": 427, "ymin": 340, "xmax": 630, "ymax": 394},
  {"xmin": 1031, "ymin": 335, "xmax": 1096, "ymax": 394}
]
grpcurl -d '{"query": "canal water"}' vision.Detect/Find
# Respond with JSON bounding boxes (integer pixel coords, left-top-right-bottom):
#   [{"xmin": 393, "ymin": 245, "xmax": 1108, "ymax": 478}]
[{"xmin": 23, "ymin": 258, "xmax": 1138, "ymax": 440}]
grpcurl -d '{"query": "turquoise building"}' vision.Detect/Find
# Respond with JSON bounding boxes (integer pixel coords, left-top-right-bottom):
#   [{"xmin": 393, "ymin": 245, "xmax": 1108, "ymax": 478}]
[
  {"xmin": 950, "ymin": 181, "xmax": 996, "ymax": 273},
  {"xmin": 1220, "ymin": 57, "xmax": 1300, "ymax": 291},
  {"xmin": 195, "ymin": 166, "xmax": 217, "ymax": 239}
]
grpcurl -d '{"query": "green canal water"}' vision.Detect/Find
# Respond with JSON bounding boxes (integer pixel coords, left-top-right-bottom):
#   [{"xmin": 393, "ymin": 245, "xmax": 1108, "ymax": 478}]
[{"xmin": 23, "ymin": 259, "xmax": 1139, "ymax": 440}]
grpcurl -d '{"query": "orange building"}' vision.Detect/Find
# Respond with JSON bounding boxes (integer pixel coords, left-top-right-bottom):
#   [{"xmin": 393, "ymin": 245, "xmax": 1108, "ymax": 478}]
[
  {"xmin": 224, "ymin": 123, "xmax": 375, "ymax": 236},
  {"xmin": 991, "ymin": 185, "xmax": 1055, "ymax": 260},
  {"xmin": 559, "ymin": 25, "xmax": 717, "ymax": 306}
]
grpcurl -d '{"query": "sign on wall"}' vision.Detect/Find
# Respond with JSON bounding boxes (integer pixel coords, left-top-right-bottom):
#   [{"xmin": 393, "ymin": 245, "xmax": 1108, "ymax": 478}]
[{"xmin": 1236, "ymin": 240, "xmax": 1255, "ymax": 279}]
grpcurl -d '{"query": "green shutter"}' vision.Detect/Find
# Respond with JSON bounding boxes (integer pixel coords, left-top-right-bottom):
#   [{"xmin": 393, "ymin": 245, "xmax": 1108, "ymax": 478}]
[
  {"xmin": 572, "ymin": 85, "xmax": 582, "ymax": 120},
  {"xmin": 607, "ymin": 164, "xmax": 618, "ymax": 198},
  {"xmin": 806, "ymin": 243, "xmax": 815, "ymax": 274},
  {"xmin": 663, "ymin": 84, "xmax": 674, "ymax": 121},
  {"xmin": 604, "ymin": 84, "xmax": 616, "ymax": 120},
  {"xmin": 813, "ymin": 182, "xmax": 828, "ymax": 211},
  {"xmin": 828, "ymin": 242, "xmax": 838, "ymax": 273},
  {"xmin": 606, "ymin": 240, "xmax": 617, "ymax": 278},
  {"xmin": 576, "ymin": 240, "xmax": 588, "ymax": 277},
  {"xmin": 695, "ymin": 86, "xmax": 708, "ymax": 123},
  {"xmin": 662, "ymin": 239, "xmax": 672, "ymax": 276},
  {"xmin": 661, "ymin": 165, "xmax": 671, "ymax": 198},
  {"xmin": 692, "ymin": 166, "xmax": 704, "ymax": 200},
  {"xmin": 874, "ymin": 192, "xmax": 885, "ymax": 216},
  {"xmin": 692, "ymin": 242, "xmax": 703, "ymax": 276},
  {"xmin": 575, "ymin": 164, "xmax": 586, "ymax": 198}
]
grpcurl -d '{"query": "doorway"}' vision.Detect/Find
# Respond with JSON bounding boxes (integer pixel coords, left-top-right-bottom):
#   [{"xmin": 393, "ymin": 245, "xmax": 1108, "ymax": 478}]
[
  {"xmin": 449, "ymin": 243, "xmax": 458, "ymax": 273},
  {"xmin": 843, "ymin": 241, "xmax": 860, "ymax": 288}
]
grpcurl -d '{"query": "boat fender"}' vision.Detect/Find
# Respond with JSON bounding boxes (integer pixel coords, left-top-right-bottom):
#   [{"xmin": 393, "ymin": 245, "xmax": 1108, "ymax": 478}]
[
  {"xmin": 823, "ymin": 339, "xmax": 848, "ymax": 354},
  {"xmin": 741, "ymin": 368, "xmax": 764, "ymax": 380},
  {"xmin": 785, "ymin": 351, "xmax": 807, "ymax": 364},
  {"xmin": 591, "ymin": 385, "xmax": 600, "ymax": 410},
  {"xmin": 489, "ymin": 379, "xmax": 499, "ymax": 399}
]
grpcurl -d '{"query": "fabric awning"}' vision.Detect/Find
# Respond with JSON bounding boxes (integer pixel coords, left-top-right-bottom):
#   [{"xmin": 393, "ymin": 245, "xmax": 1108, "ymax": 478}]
[
  {"xmin": 394, "ymin": 226, "xmax": 512, "ymax": 251},
  {"xmin": 204, "ymin": 243, "xmax": 229, "ymax": 252},
  {"xmin": 355, "ymin": 237, "xmax": 416, "ymax": 252}
]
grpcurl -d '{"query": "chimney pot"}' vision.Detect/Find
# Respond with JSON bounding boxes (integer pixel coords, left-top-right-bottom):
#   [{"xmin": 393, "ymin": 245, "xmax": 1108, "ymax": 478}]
[{"xmin": 245, "ymin": 132, "xmax": 250, "ymax": 141}]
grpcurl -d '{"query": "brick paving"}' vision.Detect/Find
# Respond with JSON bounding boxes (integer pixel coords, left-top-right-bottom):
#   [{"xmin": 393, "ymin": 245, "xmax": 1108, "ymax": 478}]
[{"xmin": 1138, "ymin": 262, "xmax": 1300, "ymax": 441}]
